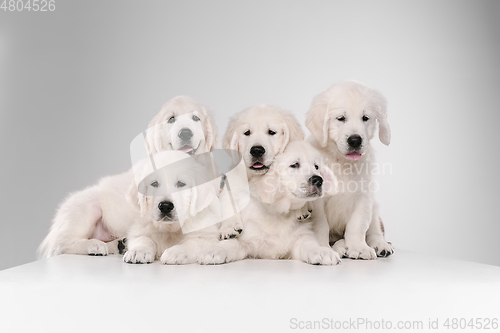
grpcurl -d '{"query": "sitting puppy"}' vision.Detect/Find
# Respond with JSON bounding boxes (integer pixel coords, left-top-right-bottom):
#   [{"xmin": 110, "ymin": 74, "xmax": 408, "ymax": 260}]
[
  {"xmin": 306, "ymin": 81, "xmax": 394, "ymax": 259},
  {"xmin": 216, "ymin": 141, "xmax": 341, "ymax": 266},
  {"xmin": 37, "ymin": 96, "xmax": 217, "ymax": 259},
  {"xmin": 124, "ymin": 151, "xmax": 228, "ymax": 265},
  {"xmin": 219, "ymin": 105, "xmax": 306, "ymax": 239}
]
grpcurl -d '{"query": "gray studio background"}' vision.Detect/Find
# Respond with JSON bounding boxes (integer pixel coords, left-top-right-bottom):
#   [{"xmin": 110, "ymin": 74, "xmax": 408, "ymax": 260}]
[{"xmin": 1, "ymin": 0, "xmax": 499, "ymax": 270}]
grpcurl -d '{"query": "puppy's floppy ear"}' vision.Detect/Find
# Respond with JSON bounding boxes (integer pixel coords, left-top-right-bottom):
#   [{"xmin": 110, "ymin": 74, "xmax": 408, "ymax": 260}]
[
  {"xmin": 373, "ymin": 93, "xmax": 391, "ymax": 145},
  {"xmin": 222, "ymin": 117, "xmax": 240, "ymax": 152},
  {"xmin": 306, "ymin": 95, "xmax": 330, "ymax": 148},
  {"xmin": 189, "ymin": 180, "xmax": 218, "ymax": 216},
  {"xmin": 200, "ymin": 106, "xmax": 218, "ymax": 152},
  {"xmin": 126, "ymin": 181, "xmax": 148, "ymax": 216},
  {"xmin": 145, "ymin": 102, "xmax": 171, "ymax": 155},
  {"xmin": 319, "ymin": 165, "xmax": 338, "ymax": 196},
  {"xmin": 258, "ymin": 168, "xmax": 281, "ymax": 204},
  {"xmin": 279, "ymin": 111, "xmax": 305, "ymax": 153}
]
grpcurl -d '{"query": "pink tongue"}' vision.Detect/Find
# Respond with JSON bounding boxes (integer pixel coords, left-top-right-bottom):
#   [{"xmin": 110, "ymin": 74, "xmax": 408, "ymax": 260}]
[
  {"xmin": 253, "ymin": 163, "xmax": 264, "ymax": 168},
  {"xmin": 346, "ymin": 152, "xmax": 362, "ymax": 161},
  {"xmin": 179, "ymin": 147, "xmax": 193, "ymax": 153}
]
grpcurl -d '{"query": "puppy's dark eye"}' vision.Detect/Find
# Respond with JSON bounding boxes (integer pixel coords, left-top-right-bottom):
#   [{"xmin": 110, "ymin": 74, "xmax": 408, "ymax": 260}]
[
  {"xmin": 362, "ymin": 115, "xmax": 369, "ymax": 122},
  {"xmin": 290, "ymin": 162, "xmax": 300, "ymax": 168},
  {"xmin": 337, "ymin": 116, "xmax": 345, "ymax": 122},
  {"xmin": 151, "ymin": 181, "xmax": 159, "ymax": 187},
  {"xmin": 168, "ymin": 116, "xmax": 175, "ymax": 123},
  {"xmin": 192, "ymin": 115, "xmax": 200, "ymax": 122},
  {"xmin": 268, "ymin": 130, "xmax": 276, "ymax": 135},
  {"xmin": 315, "ymin": 164, "xmax": 319, "ymax": 170},
  {"xmin": 176, "ymin": 181, "xmax": 186, "ymax": 188},
  {"xmin": 244, "ymin": 130, "xmax": 251, "ymax": 136}
]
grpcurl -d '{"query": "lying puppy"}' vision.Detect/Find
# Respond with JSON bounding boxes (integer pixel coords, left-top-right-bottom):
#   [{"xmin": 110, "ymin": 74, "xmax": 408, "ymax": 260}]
[
  {"xmin": 217, "ymin": 141, "xmax": 341, "ymax": 265},
  {"xmin": 37, "ymin": 96, "xmax": 217, "ymax": 259},
  {"xmin": 124, "ymin": 151, "xmax": 228, "ymax": 265},
  {"xmin": 306, "ymin": 81, "xmax": 394, "ymax": 259},
  {"xmin": 219, "ymin": 105, "xmax": 305, "ymax": 239}
]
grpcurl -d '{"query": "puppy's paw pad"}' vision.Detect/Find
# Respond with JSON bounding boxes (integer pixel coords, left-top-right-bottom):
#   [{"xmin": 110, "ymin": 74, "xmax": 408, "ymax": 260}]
[
  {"xmin": 87, "ymin": 239, "xmax": 108, "ymax": 256},
  {"xmin": 198, "ymin": 247, "xmax": 227, "ymax": 265},
  {"xmin": 306, "ymin": 247, "xmax": 341, "ymax": 266},
  {"xmin": 161, "ymin": 247, "xmax": 190, "ymax": 265},
  {"xmin": 346, "ymin": 244, "xmax": 377, "ymax": 260},
  {"xmin": 123, "ymin": 248, "xmax": 155, "ymax": 264}
]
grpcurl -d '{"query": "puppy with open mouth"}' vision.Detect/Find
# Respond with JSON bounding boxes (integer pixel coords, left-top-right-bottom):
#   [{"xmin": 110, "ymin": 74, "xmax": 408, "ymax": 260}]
[
  {"xmin": 215, "ymin": 141, "xmax": 341, "ymax": 266},
  {"xmin": 37, "ymin": 96, "xmax": 217, "ymax": 259},
  {"xmin": 222, "ymin": 104, "xmax": 304, "ymax": 177},
  {"xmin": 306, "ymin": 81, "xmax": 394, "ymax": 259},
  {"xmin": 219, "ymin": 105, "xmax": 305, "ymax": 239}
]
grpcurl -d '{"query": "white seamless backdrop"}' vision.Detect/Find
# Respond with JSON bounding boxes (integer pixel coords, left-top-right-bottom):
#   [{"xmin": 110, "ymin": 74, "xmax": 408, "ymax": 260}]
[{"xmin": 1, "ymin": 0, "xmax": 499, "ymax": 270}]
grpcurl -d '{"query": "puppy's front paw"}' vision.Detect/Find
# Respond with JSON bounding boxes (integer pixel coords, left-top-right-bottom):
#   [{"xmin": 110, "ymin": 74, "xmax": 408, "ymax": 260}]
[
  {"xmin": 198, "ymin": 247, "xmax": 227, "ymax": 265},
  {"xmin": 331, "ymin": 239, "xmax": 347, "ymax": 258},
  {"xmin": 296, "ymin": 204, "xmax": 312, "ymax": 221},
  {"xmin": 346, "ymin": 242, "xmax": 377, "ymax": 260},
  {"xmin": 219, "ymin": 221, "xmax": 243, "ymax": 240},
  {"xmin": 123, "ymin": 248, "xmax": 155, "ymax": 264},
  {"xmin": 161, "ymin": 246, "xmax": 192, "ymax": 265},
  {"xmin": 305, "ymin": 247, "xmax": 341, "ymax": 265},
  {"xmin": 369, "ymin": 240, "xmax": 394, "ymax": 257},
  {"xmin": 87, "ymin": 239, "xmax": 108, "ymax": 256}
]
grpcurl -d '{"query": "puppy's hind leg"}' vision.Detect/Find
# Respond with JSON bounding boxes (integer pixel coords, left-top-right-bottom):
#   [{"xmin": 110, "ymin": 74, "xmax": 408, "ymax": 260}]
[
  {"xmin": 38, "ymin": 188, "xmax": 109, "ymax": 258},
  {"xmin": 66, "ymin": 239, "xmax": 109, "ymax": 256}
]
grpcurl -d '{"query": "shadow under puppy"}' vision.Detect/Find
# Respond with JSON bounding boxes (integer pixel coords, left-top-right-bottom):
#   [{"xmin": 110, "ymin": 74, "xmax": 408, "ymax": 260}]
[
  {"xmin": 216, "ymin": 141, "xmax": 341, "ymax": 265},
  {"xmin": 124, "ymin": 151, "xmax": 230, "ymax": 265}
]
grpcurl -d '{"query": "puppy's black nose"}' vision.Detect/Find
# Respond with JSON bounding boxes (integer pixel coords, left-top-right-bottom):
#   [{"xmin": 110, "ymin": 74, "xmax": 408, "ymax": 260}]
[
  {"xmin": 250, "ymin": 146, "xmax": 265, "ymax": 158},
  {"xmin": 309, "ymin": 175, "xmax": 323, "ymax": 188},
  {"xmin": 158, "ymin": 201, "xmax": 174, "ymax": 214},
  {"xmin": 347, "ymin": 135, "xmax": 362, "ymax": 149},
  {"xmin": 178, "ymin": 128, "xmax": 193, "ymax": 141}
]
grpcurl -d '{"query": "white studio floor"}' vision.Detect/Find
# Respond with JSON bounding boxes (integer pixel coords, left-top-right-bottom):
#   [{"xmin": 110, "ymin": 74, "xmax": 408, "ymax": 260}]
[{"xmin": 0, "ymin": 250, "xmax": 499, "ymax": 333}]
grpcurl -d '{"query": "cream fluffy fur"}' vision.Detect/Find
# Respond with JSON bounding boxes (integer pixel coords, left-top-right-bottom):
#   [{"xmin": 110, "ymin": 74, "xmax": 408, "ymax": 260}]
[
  {"xmin": 37, "ymin": 96, "xmax": 217, "ymax": 259},
  {"xmin": 219, "ymin": 105, "xmax": 306, "ymax": 239},
  {"xmin": 306, "ymin": 81, "xmax": 394, "ymax": 259},
  {"xmin": 123, "ymin": 151, "xmax": 228, "ymax": 265},
  {"xmin": 216, "ymin": 141, "xmax": 341, "ymax": 265}
]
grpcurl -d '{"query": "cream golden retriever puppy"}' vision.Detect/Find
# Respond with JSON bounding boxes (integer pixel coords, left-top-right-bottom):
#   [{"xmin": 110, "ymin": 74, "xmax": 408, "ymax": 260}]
[
  {"xmin": 216, "ymin": 141, "xmax": 341, "ymax": 265},
  {"xmin": 219, "ymin": 105, "xmax": 305, "ymax": 239},
  {"xmin": 37, "ymin": 96, "xmax": 217, "ymax": 259},
  {"xmin": 124, "ymin": 151, "xmax": 228, "ymax": 265},
  {"xmin": 306, "ymin": 81, "xmax": 394, "ymax": 259}
]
